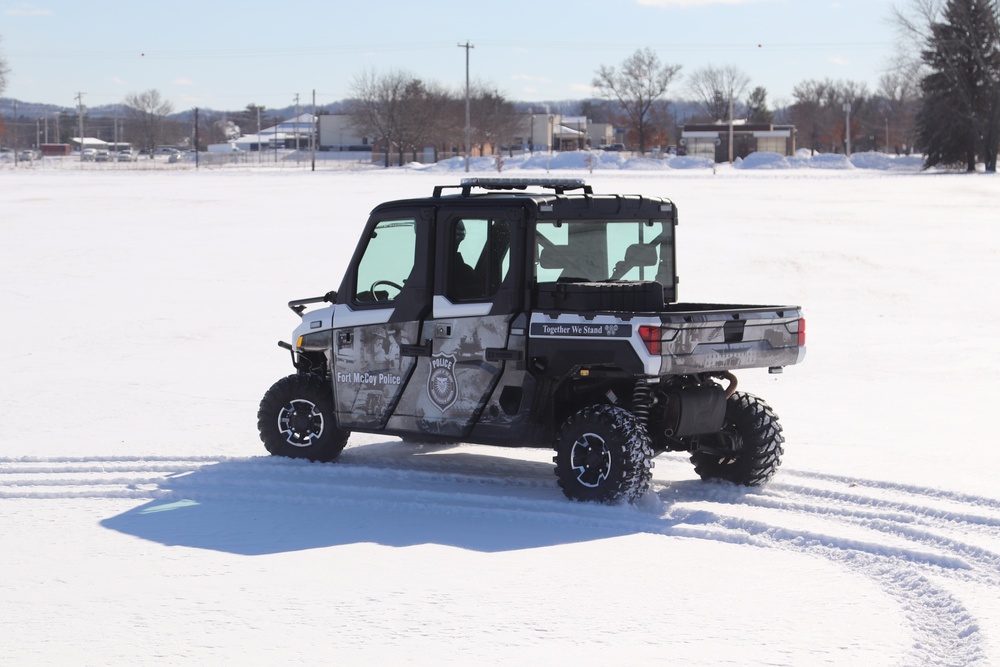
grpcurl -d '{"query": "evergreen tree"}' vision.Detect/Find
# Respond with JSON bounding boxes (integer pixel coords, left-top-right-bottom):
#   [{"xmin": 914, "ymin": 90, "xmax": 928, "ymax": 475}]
[
  {"xmin": 746, "ymin": 87, "xmax": 775, "ymax": 124},
  {"xmin": 917, "ymin": 0, "xmax": 1000, "ymax": 171}
]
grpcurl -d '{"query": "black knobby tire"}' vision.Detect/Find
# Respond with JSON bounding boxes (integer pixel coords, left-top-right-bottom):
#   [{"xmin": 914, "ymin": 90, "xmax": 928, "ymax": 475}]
[
  {"xmin": 553, "ymin": 405, "xmax": 653, "ymax": 504},
  {"xmin": 690, "ymin": 391, "xmax": 783, "ymax": 486},
  {"xmin": 257, "ymin": 374, "xmax": 349, "ymax": 462}
]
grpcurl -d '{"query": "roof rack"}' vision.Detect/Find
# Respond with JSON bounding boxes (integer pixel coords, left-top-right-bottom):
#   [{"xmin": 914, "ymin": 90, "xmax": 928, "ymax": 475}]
[{"xmin": 433, "ymin": 178, "xmax": 592, "ymax": 198}]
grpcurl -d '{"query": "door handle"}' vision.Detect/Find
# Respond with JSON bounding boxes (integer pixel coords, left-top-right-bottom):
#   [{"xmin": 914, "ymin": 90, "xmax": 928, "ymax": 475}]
[
  {"xmin": 401, "ymin": 341, "xmax": 432, "ymax": 357},
  {"xmin": 485, "ymin": 348, "xmax": 523, "ymax": 362}
]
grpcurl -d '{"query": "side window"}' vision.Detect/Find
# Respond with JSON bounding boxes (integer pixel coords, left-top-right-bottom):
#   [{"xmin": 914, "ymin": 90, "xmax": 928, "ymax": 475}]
[
  {"xmin": 535, "ymin": 222, "xmax": 608, "ymax": 282},
  {"xmin": 447, "ymin": 218, "xmax": 510, "ymax": 302},
  {"xmin": 354, "ymin": 219, "xmax": 416, "ymax": 304},
  {"xmin": 535, "ymin": 222, "xmax": 568, "ymax": 283},
  {"xmin": 607, "ymin": 222, "xmax": 661, "ymax": 281}
]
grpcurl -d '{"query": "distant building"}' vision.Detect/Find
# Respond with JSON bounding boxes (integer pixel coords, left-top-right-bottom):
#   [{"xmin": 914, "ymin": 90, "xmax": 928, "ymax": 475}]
[
  {"xmin": 40, "ymin": 143, "xmax": 72, "ymax": 156},
  {"xmin": 317, "ymin": 115, "xmax": 371, "ymax": 151},
  {"xmin": 213, "ymin": 113, "xmax": 317, "ymax": 152},
  {"xmin": 587, "ymin": 122, "xmax": 615, "ymax": 149},
  {"xmin": 70, "ymin": 137, "xmax": 108, "ymax": 150},
  {"xmin": 679, "ymin": 123, "xmax": 796, "ymax": 162}
]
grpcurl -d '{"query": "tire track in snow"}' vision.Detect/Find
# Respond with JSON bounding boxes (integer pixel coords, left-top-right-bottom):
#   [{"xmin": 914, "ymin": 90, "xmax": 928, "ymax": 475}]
[
  {"xmin": 2, "ymin": 453, "xmax": 998, "ymax": 665},
  {"xmin": 651, "ymin": 470, "xmax": 1000, "ymax": 667}
]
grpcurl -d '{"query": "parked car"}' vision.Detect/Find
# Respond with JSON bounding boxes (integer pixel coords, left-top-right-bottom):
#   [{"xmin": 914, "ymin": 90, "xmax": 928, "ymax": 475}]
[
  {"xmin": 116, "ymin": 150, "xmax": 137, "ymax": 162},
  {"xmin": 94, "ymin": 149, "xmax": 111, "ymax": 162},
  {"xmin": 18, "ymin": 149, "xmax": 41, "ymax": 161},
  {"xmin": 81, "ymin": 148, "xmax": 97, "ymax": 162}
]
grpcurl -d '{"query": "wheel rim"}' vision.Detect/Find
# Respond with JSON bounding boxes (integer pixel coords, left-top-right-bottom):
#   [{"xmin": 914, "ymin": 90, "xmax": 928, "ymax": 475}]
[
  {"xmin": 570, "ymin": 432, "xmax": 612, "ymax": 488},
  {"xmin": 277, "ymin": 399, "xmax": 324, "ymax": 447}
]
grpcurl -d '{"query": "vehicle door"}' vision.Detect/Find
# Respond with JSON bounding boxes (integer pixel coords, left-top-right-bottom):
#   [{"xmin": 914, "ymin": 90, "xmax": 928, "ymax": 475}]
[
  {"xmin": 385, "ymin": 207, "xmax": 529, "ymax": 438},
  {"xmin": 331, "ymin": 208, "xmax": 433, "ymax": 430}
]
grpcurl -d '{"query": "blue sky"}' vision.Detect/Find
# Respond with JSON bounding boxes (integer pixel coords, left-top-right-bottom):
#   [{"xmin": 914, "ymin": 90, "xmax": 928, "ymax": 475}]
[{"xmin": 1, "ymin": 0, "xmax": 900, "ymax": 111}]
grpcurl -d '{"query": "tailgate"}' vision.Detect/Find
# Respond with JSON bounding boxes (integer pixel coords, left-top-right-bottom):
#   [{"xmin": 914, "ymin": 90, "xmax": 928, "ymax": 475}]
[{"xmin": 653, "ymin": 306, "xmax": 805, "ymax": 374}]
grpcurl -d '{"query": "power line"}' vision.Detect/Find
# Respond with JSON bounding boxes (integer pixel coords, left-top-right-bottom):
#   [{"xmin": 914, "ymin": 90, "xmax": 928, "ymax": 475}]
[{"xmin": 7, "ymin": 40, "xmax": 892, "ymax": 60}]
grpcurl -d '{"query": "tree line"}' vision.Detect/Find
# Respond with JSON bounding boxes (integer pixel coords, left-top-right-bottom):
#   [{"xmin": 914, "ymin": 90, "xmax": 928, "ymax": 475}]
[{"xmin": 2, "ymin": 1, "xmax": 998, "ymax": 171}]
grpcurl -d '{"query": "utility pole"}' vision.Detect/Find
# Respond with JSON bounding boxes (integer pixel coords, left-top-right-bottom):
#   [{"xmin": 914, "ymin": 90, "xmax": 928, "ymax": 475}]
[
  {"xmin": 458, "ymin": 41, "xmax": 474, "ymax": 172},
  {"xmin": 194, "ymin": 107, "xmax": 200, "ymax": 169},
  {"xmin": 76, "ymin": 92, "xmax": 86, "ymax": 161},
  {"xmin": 728, "ymin": 94, "xmax": 734, "ymax": 163},
  {"xmin": 843, "ymin": 103, "xmax": 852, "ymax": 155},
  {"xmin": 294, "ymin": 93, "xmax": 300, "ymax": 164},
  {"xmin": 311, "ymin": 89, "xmax": 316, "ymax": 172}
]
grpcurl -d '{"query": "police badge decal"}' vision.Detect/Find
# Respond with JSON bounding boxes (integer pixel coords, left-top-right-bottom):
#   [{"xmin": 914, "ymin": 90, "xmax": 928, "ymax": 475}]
[{"xmin": 427, "ymin": 353, "xmax": 459, "ymax": 411}]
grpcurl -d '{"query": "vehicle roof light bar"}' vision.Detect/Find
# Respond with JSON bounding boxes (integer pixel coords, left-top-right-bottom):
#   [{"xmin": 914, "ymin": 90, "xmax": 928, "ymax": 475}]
[{"xmin": 433, "ymin": 178, "xmax": 592, "ymax": 198}]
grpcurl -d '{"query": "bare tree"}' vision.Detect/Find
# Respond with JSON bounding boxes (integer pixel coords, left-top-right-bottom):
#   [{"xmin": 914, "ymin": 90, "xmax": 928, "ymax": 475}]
[
  {"xmin": 877, "ymin": 65, "xmax": 921, "ymax": 152},
  {"xmin": 789, "ymin": 78, "xmax": 875, "ymax": 153},
  {"xmin": 592, "ymin": 48, "xmax": 682, "ymax": 152},
  {"xmin": 686, "ymin": 64, "xmax": 751, "ymax": 122},
  {"xmin": 789, "ymin": 79, "xmax": 837, "ymax": 153},
  {"xmin": 470, "ymin": 83, "xmax": 521, "ymax": 155},
  {"xmin": 349, "ymin": 68, "xmax": 449, "ymax": 166},
  {"xmin": 0, "ymin": 35, "xmax": 9, "ymax": 98},
  {"xmin": 123, "ymin": 89, "xmax": 174, "ymax": 152},
  {"xmin": 397, "ymin": 80, "xmax": 454, "ymax": 163}
]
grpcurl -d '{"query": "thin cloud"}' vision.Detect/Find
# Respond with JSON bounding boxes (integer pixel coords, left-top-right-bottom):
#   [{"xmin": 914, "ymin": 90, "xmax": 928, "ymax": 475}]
[
  {"xmin": 830, "ymin": 55, "xmax": 850, "ymax": 66},
  {"xmin": 4, "ymin": 3, "xmax": 53, "ymax": 15},
  {"xmin": 511, "ymin": 73, "xmax": 551, "ymax": 83},
  {"xmin": 637, "ymin": 0, "xmax": 768, "ymax": 6},
  {"xmin": 173, "ymin": 77, "xmax": 195, "ymax": 86}
]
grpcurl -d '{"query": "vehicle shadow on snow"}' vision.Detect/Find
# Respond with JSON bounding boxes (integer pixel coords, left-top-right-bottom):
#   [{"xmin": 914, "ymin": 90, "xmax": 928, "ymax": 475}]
[{"xmin": 99, "ymin": 442, "xmax": 735, "ymax": 556}]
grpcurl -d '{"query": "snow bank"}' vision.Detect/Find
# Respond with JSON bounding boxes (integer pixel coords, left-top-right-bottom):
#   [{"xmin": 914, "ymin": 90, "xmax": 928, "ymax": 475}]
[
  {"xmin": 733, "ymin": 152, "xmax": 791, "ymax": 170},
  {"xmin": 849, "ymin": 151, "xmax": 925, "ymax": 171},
  {"xmin": 417, "ymin": 150, "xmax": 925, "ymax": 174},
  {"xmin": 809, "ymin": 153, "xmax": 855, "ymax": 169}
]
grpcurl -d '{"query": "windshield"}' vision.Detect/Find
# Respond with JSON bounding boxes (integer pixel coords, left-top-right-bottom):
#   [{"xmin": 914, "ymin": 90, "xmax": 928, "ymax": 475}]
[{"xmin": 534, "ymin": 220, "xmax": 674, "ymax": 284}]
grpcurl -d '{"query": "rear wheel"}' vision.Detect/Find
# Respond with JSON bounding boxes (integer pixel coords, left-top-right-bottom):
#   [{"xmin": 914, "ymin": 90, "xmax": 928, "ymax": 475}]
[
  {"xmin": 258, "ymin": 374, "xmax": 349, "ymax": 462},
  {"xmin": 554, "ymin": 405, "xmax": 653, "ymax": 504},
  {"xmin": 690, "ymin": 391, "xmax": 783, "ymax": 486}
]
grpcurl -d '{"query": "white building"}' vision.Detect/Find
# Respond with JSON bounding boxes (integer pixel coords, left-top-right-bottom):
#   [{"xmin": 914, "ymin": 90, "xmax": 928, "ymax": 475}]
[
  {"xmin": 317, "ymin": 115, "xmax": 371, "ymax": 151},
  {"xmin": 210, "ymin": 113, "xmax": 317, "ymax": 153}
]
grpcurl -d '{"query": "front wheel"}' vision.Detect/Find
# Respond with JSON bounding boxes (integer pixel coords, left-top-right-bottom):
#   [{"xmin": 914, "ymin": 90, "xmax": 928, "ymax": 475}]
[
  {"xmin": 257, "ymin": 374, "xmax": 349, "ymax": 462},
  {"xmin": 690, "ymin": 391, "xmax": 783, "ymax": 486},
  {"xmin": 553, "ymin": 405, "xmax": 653, "ymax": 504}
]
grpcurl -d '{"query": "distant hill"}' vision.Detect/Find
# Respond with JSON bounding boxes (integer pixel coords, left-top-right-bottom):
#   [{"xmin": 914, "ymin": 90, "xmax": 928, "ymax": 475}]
[{"xmin": 4, "ymin": 96, "xmax": 708, "ymax": 126}]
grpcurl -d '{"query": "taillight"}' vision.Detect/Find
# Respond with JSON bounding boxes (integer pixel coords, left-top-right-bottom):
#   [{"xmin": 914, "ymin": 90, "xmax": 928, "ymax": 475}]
[
  {"xmin": 797, "ymin": 318, "xmax": 806, "ymax": 347},
  {"xmin": 639, "ymin": 325, "xmax": 662, "ymax": 355}
]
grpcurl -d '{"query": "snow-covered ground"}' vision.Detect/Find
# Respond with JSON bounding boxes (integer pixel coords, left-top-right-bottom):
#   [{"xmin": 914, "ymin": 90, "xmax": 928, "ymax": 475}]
[{"xmin": 2, "ymin": 158, "xmax": 999, "ymax": 665}]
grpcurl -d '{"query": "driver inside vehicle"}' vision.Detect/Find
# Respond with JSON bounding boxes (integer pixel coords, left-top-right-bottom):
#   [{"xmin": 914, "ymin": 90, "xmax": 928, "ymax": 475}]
[{"xmin": 451, "ymin": 221, "xmax": 483, "ymax": 299}]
